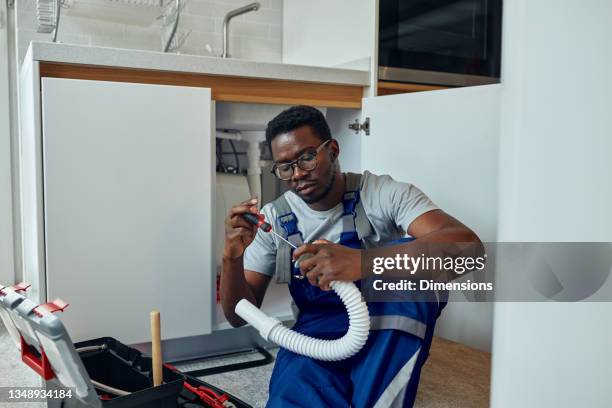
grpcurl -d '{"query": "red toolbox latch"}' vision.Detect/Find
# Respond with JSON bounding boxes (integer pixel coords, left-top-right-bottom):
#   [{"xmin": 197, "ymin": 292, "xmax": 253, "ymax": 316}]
[
  {"xmin": 0, "ymin": 282, "xmax": 31, "ymax": 296},
  {"xmin": 12, "ymin": 282, "xmax": 32, "ymax": 292},
  {"xmin": 37, "ymin": 298, "xmax": 69, "ymax": 314}
]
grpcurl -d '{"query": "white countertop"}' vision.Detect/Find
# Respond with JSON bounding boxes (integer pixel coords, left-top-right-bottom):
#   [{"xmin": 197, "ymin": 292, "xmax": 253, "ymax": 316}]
[{"xmin": 27, "ymin": 42, "xmax": 370, "ymax": 86}]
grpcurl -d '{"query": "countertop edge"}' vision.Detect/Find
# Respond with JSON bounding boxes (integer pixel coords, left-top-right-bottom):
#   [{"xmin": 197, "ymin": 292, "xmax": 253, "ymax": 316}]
[{"xmin": 28, "ymin": 42, "xmax": 371, "ymax": 87}]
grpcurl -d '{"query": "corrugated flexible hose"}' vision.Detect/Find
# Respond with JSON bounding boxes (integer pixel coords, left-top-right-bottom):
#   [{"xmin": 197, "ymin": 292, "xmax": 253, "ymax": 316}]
[{"xmin": 235, "ymin": 280, "xmax": 370, "ymax": 361}]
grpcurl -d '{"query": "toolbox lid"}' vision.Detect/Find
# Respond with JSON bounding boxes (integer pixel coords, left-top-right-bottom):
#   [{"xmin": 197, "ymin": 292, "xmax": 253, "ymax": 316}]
[{"xmin": 0, "ymin": 282, "xmax": 102, "ymax": 407}]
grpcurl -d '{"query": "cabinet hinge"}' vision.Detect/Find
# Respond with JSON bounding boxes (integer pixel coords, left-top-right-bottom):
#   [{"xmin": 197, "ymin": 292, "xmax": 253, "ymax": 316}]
[{"xmin": 348, "ymin": 117, "xmax": 370, "ymax": 136}]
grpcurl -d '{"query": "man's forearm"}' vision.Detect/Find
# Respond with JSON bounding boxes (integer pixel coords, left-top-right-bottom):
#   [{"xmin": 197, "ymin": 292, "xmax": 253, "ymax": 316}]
[{"xmin": 220, "ymin": 256, "xmax": 257, "ymax": 327}]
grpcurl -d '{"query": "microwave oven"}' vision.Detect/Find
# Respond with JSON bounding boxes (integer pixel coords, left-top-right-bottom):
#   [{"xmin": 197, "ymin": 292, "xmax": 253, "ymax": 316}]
[{"xmin": 378, "ymin": 0, "xmax": 503, "ymax": 86}]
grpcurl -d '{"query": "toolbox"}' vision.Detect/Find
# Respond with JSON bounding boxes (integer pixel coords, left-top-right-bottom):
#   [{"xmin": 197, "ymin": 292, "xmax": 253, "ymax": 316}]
[{"xmin": 0, "ymin": 282, "xmax": 251, "ymax": 408}]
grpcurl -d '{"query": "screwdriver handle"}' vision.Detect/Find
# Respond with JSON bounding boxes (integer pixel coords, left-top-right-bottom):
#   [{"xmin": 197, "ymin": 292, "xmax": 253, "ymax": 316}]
[{"xmin": 243, "ymin": 212, "xmax": 272, "ymax": 232}]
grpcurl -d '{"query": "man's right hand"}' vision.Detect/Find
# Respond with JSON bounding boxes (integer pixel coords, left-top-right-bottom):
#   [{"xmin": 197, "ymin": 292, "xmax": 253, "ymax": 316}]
[{"xmin": 224, "ymin": 197, "xmax": 259, "ymax": 260}]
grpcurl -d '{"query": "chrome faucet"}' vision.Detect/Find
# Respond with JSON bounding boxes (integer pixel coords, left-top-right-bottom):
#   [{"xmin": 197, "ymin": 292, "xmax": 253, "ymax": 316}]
[{"xmin": 222, "ymin": 2, "xmax": 260, "ymax": 58}]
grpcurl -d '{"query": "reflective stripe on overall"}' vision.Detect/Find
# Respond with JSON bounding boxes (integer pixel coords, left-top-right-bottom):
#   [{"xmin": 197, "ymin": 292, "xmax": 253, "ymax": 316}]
[{"xmin": 267, "ymin": 188, "xmax": 446, "ymax": 408}]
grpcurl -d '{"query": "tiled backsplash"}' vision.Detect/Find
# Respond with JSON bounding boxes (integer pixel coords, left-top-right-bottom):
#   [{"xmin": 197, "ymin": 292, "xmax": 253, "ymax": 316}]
[{"xmin": 16, "ymin": 0, "xmax": 282, "ymax": 65}]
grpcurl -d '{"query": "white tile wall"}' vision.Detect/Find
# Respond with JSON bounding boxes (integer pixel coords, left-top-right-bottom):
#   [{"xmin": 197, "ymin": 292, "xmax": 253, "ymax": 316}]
[{"xmin": 16, "ymin": 0, "xmax": 282, "ymax": 65}]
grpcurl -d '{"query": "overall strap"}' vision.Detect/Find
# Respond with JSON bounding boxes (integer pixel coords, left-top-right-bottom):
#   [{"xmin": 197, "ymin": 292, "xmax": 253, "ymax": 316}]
[
  {"xmin": 271, "ymin": 194, "xmax": 303, "ymax": 284},
  {"xmin": 344, "ymin": 172, "xmax": 374, "ymax": 240},
  {"xmin": 340, "ymin": 190, "xmax": 360, "ymax": 246}
]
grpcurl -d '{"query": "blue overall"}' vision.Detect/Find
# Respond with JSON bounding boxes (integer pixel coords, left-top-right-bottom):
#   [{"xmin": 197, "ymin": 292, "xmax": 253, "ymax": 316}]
[{"xmin": 266, "ymin": 190, "xmax": 446, "ymax": 408}]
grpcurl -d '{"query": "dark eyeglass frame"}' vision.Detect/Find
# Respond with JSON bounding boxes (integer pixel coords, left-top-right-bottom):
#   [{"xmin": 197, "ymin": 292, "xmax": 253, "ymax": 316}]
[{"xmin": 271, "ymin": 139, "xmax": 332, "ymax": 180}]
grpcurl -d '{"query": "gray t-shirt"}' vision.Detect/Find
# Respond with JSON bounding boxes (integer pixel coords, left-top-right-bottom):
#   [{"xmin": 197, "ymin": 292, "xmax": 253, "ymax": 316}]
[{"xmin": 243, "ymin": 170, "xmax": 438, "ymax": 277}]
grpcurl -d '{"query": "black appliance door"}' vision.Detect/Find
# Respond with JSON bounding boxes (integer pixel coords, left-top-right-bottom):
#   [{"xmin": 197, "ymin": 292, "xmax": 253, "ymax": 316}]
[{"xmin": 379, "ymin": 0, "xmax": 502, "ymax": 79}]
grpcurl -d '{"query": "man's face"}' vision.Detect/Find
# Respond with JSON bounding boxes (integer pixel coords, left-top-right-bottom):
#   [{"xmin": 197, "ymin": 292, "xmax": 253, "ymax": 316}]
[{"xmin": 271, "ymin": 125, "xmax": 339, "ymax": 204}]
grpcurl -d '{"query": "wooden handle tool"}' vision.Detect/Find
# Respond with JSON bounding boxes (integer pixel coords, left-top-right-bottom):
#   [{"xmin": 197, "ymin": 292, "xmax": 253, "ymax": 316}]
[{"xmin": 150, "ymin": 310, "xmax": 163, "ymax": 387}]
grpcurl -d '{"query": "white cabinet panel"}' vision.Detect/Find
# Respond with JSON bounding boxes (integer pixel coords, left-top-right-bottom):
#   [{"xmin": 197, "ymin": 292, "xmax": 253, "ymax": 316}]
[
  {"xmin": 20, "ymin": 59, "xmax": 46, "ymax": 303},
  {"xmin": 362, "ymin": 84, "xmax": 501, "ymax": 241},
  {"xmin": 41, "ymin": 78, "xmax": 213, "ymax": 344},
  {"xmin": 361, "ymin": 85, "xmax": 501, "ymax": 350},
  {"xmin": 491, "ymin": 1, "xmax": 612, "ymax": 406}
]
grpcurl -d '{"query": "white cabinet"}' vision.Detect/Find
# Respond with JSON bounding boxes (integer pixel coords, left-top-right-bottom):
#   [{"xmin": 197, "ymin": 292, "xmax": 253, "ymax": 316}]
[
  {"xmin": 18, "ymin": 57, "xmax": 501, "ymax": 357},
  {"xmin": 24, "ymin": 78, "xmax": 214, "ymax": 345},
  {"xmin": 490, "ymin": 1, "xmax": 612, "ymax": 406}
]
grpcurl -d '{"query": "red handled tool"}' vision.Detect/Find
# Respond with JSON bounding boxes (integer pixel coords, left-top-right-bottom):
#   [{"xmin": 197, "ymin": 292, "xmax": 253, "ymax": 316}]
[
  {"xmin": 243, "ymin": 213, "xmax": 272, "ymax": 233},
  {"xmin": 183, "ymin": 381, "xmax": 231, "ymax": 408},
  {"xmin": 243, "ymin": 212, "xmax": 308, "ymax": 280},
  {"xmin": 243, "ymin": 212, "xmax": 297, "ymax": 249}
]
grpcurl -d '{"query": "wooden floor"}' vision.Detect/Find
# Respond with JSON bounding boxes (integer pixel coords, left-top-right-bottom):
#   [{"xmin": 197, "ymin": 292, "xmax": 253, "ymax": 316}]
[{"xmin": 416, "ymin": 337, "xmax": 491, "ymax": 408}]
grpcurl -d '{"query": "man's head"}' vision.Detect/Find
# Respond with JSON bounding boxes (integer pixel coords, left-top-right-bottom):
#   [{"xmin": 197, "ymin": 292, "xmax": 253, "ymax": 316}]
[{"xmin": 266, "ymin": 106, "xmax": 340, "ymax": 204}]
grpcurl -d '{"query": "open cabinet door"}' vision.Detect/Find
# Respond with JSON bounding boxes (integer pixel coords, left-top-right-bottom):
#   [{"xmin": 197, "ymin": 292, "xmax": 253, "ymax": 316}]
[
  {"xmin": 40, "ymin": 79, "xmax": 214, "ymax": 346},
  {"xmin": 362, "ymin": 84, "xmax": 501, "ymax": 241},
  {"xmin": 361, "ymin": 84, "xmax": 501, "ymax": 350}
]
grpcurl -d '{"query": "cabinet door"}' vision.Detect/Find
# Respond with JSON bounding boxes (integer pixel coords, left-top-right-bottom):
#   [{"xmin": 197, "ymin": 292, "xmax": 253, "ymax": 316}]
[
  {"xmin": 361, "ymin": 84, "xmax": 500, "ymax": 241},
  {"xmin": 361, "ymin": 84, "xmax": 500, "ymax": 350},
  {"xmin": 41, "ymin": 78, "xmax": 213, "ymax": 344}
]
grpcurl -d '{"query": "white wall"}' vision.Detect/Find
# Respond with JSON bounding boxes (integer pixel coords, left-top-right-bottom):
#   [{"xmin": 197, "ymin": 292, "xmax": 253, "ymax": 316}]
[
  {"xmin": 0, "ymin": 0, "xmax": 15, "ymax": 285},
  {"xmin": 15, "ymin": 0, "xmax": 282, "ymax": 65},
  {"xmin": 491, "ymin": 1, "xmax": 612, "ymax": 406},
  {"xmin": 282, "ymin": 0, "xmax": 372, "ymax": 69}
]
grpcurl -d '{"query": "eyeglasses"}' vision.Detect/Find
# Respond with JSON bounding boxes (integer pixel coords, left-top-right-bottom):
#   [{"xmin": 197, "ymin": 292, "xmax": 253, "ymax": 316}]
[{"xmin": 271, "ymin": 140, "xmax": 332, "ymax": 180}]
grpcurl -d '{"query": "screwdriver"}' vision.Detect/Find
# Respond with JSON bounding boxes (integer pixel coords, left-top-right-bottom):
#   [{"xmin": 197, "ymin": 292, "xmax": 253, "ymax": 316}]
[
  {"xmin": 242, "ymin": 212, "xmax": 308, "ymax": 279},
  {"xmin": 243, "ymin": 213, "xmax": 297, "ymax": 249}
]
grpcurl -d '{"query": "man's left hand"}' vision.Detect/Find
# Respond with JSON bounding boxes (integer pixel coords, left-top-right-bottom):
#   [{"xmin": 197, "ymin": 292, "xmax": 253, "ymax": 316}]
[{"xmin": 293, "ymin": 240, "xmax": 362, "ymax": 291}]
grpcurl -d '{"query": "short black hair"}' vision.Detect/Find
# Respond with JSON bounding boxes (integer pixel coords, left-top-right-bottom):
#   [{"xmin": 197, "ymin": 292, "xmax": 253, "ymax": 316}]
[{"xmin": 265, "ymin": 105, "xmax": 331, "ymax": 148}]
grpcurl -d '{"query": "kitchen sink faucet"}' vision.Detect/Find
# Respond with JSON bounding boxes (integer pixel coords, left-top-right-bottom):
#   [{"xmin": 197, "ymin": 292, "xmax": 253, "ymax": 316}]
[{"xmin": 222, "ymin": 2, "xmax": 261, "ymax": 58}]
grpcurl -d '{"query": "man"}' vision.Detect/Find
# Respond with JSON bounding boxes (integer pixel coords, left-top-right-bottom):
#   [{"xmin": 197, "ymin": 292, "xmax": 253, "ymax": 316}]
[{"xmin": 221, "ymin": 106, "xmax": 482, "ymax": 407}]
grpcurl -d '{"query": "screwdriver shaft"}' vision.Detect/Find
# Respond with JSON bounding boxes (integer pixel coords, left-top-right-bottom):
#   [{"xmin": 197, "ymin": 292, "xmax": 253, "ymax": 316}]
[
  {"xmin": 243, "ymin": 212, "xmax": 297, "ymax": 248},
  {"xmin": 270, "ymin": 230, "xmax": 298, "ymax": 249},
  {"xmin": 267, "ymin": 225, "xmax": 303, "ymax": 279}
]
